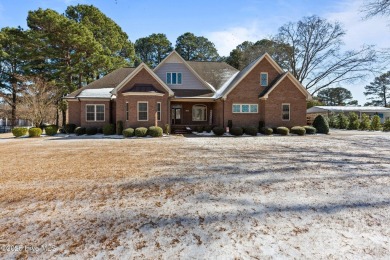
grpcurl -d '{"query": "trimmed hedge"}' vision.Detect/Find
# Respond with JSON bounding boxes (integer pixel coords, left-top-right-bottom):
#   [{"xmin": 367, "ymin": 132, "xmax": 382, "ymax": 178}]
[
  {"xmin": 195, "ymin": 125, "xmax": 204, "ymax": 133},
  {"xmin": 303, "ymin": 126, "xmax": 317, "ymax": 135},
  {"xmin": 135, "ymin": 127, "xmax": 148, "ymax": 137},
  {"xmin": 12, "ymin": 127, "xmax": 28, "ymax": 137},
  {"xmin": 291, "ymin": 126, "xmax": 306, "ymax": 136},
  {"xmin": 276, "ymin": 127, "xmax": 289, "ymax": 135},
  {"xmin": 123, "ymin": 128, "xmax": 135, "ymax": 137},
  {"xmin": 64, "ymin": 123, "xmax": 77, "ymax": 134},
  {"xmin": 204, "ymin": 125, "xmax": 213, "ymax": 133},
  {"xmin": 148, "ymin": 126, "xmax": 163, "ymax": 137},
  {"xmin": 103, "ymin": 124, "xmax": 115, "ymax": 135},
  {"xmin": 29, "ymin": 127, "xmax": 42, "ymax": 137},
  {"xmin": 313, "ymin": 115, "xmax": 329, "ymax": 134},
  {"xmin": 116, "ymin": 121, "xmax": 123, "ymax": 135},
  {"xmin": 212, "ymin": 126, "xmax": 225, "ymax": 136},
  {"xmin": 45, "ymin": 125, "xmax": 58, "ymax": 136},
  {"xmin": 75, "ymin": 127, "xmax": 86, "ymax": 136},
  {"xmin": 86, "ymin": 127, "xmax": 97, "ymax": 135},
  {"xmin": 260, "ymin": 127, "xmax": 273, "ymax": 135},
  {"xmin": 230, "ymin": 127, "xmax": 243, "ymax": 136},
  {"xmin": 244, "ymin": 126, "xmax": 258, "ymax": 136}
]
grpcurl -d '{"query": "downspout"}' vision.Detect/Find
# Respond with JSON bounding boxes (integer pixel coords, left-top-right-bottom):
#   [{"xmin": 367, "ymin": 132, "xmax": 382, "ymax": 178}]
[{"xmin": 222, "ymin": 99, "xmax": 225, "ymax": 128}]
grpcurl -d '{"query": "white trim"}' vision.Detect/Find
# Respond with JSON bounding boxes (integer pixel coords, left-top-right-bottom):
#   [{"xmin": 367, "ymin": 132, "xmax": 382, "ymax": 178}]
[
  {"xmin": 192, "ymin": 104, "xmax": 207, "ymax": 122},
  {"xmin": 166, "ymin": 72, "xmax": 182, "ymax": 85},
  {"xmin": 137, "ymin": 101, "xmax": 148, "ymax": 121},
  {"xmin": 78, "ymin": 98, "xmax": 111, "ymax": 101},
  {"xmin": 112, "ymin": 63, "xmax": 174, "ymax": 96},
  {"xmin": 261, "ymin": 72, "xmax": 311, "ymax": 100},
  {"xmin": 282, "ymin": 103, "xmax": 290, "ymax": 121},
  {"xmin": 260, "ymin": 72, "xmax": 268, "ymax": 86},
  {"xmin": 157, "ymin": 102, "xmax": 161, "ymax": 121},
  {"xmin": 122, "ymin": 92, "xmax": 164, "ymax": 96},
  {"xmin": 85, "ymin": 104, "xmax": 105, "ymax": 122},
  {"xmin": 232, "ymin": 103, "xmax": 258, "ymax": 113}
]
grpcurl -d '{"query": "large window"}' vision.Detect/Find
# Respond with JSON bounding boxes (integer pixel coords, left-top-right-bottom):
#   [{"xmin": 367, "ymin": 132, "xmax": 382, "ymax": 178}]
[
  {"xmin": 157, "ymin": 102, "xmax": 161, "ymax": 121},
  {"xmin": 86, "ymin": 104, "xmax": 105, "ymax": 122},
  {"xmin": 138, "ymin": 102, "xmax": 148, "ymax": 121},
  {"xmin": 282, "ymin": 103, "xmax": 290, "ymax": 121},
  {"xmin": 232, "ymin": 104, "xmax": 258, "ymax": 113},
  {"xmin": 192, "ymin": 104, "xmax": 207, "ymax": 121},
  {"xmin": 167, "ymin": 72, "xmax": 182, "ymax": 85},
  {"xmin": 260, "ymin": 72, "xmax": 268, "ymax": 86}
]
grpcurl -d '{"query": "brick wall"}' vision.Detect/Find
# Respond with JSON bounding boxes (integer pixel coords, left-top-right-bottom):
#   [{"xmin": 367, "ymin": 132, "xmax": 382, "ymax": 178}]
[{"xmin": 67, "ymin": 101, "xmax": 81, "ymax": 126}]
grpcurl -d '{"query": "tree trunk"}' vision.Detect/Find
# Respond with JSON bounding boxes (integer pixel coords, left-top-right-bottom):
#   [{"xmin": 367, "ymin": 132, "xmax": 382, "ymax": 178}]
[{"xmin": 11, "ymin": 80, "xmax": 17, "ymax": 129}]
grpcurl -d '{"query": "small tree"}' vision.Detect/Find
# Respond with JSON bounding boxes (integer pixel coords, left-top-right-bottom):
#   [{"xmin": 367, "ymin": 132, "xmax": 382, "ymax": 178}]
[
  {"xmin": 313, "ymin": 115, "xmax": 329, "ymax": 134},
  {"xmin": 371, "ymin": 115, "xmax": 382, "ymax": 130},
  {"xmin": 348, "ymin": 112, "xmax": 360, "ymax": 130},
  {"xmin": 328, "ymin": 113, "xmax": 339, "ymax": 128},
  {"xmin": 359, "ymin": 113, "xmax": 371, "ymax": 130},
  {"xmin": 383, "ymin": 119, "xmax": 390, "ymax": 131},
  {"xmin": 337, "ymin": 113, "xmax": 349, "ymax": 129}
]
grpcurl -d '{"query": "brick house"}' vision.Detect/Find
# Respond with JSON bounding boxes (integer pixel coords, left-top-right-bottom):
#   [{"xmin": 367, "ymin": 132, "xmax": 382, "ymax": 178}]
[{"xmin": 64, "ymin": 51, "xmax": 311, "ymax": 131}]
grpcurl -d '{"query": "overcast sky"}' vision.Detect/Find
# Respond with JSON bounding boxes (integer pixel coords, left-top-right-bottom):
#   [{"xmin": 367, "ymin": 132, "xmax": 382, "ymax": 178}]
[{"xmin": 0, "ymin": 0, "xmax": 389, "ymax": 104}]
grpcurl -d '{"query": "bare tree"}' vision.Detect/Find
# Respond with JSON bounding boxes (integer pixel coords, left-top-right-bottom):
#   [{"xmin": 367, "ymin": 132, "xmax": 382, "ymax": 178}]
[
  {"xmin": 362, "ymin": 0, "xmax": 390, "ymax": 19},
  {"xmin": 274, "ymin": 16, "xmax": 377, "ymax": 95}
]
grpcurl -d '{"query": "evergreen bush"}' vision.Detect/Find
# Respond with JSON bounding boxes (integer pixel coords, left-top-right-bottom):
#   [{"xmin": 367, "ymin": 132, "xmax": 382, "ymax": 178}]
[
  {"xmin": 75, "ymin": 127, "xmax": 86, "ymax": 136},
  {"xmin": 204, "ymin": 125, "xmax": 213, "ymax": 133},
  {"xmin": 348, "ymin": 112, "xmax": 360, "ymax": 130},
  {"xmin": 383, "ymin": 119, "xmax": 390, "ymax": 132},
  {"xmin": 195, "ymin": 125, "xmax": 204, "ymax": 133},
  {"xmin": 313, "ymin": 115, "xmax": 329, "ymax": 134},
  {"xmin": 103, "ymin": 124, "xmax": 115, "ymax": 135},
  {"xmin": 291, "ymin": 126, "xmax": 306, "ymax": 136},
  {"xmin": 12, "ymin": 127, "xmax": 28, "ymax": 137},
  {"xmin": 328, "ymin": 114, "xmax": 339, "ymax": 128},
  {"xmin": 244, "ymin": 126, "xmax": 258, "ymax": 136},
  {"xmin": 230, "ymin": 127, "xmax": 243, "ymax": 136},
  {"xmin": 337, "ymin": 113, "xmax": 349, "ymax": 129},
  {"xmin": 148, "ymin": 126, "xmax": 163, "ymax": 137},
  {"xmin": 64, "ymin": 123, "xmax": 77, "ymax": 134},
  {"xmin": 135, "ymin": 127, "xmax": 148, "ymax": 137},
  {"xmin": 260, "ymin": 127, "xmax": 273, "ymax": 135},
  {"xmin": 371, "ymin": 115, "xmax": 381, "ymax": 131},
  {"xmin": 45, "ymin": 125, "xmax": 58, "ymax": 136},
  {"xmin": 303, "ymin": 126, "xmax": 317, "ymax": 135},
  {"xmin": 123, "ymin": 128, "xmax": 135, "ymax": 137},
  {"xmin": 28, "ymin": 127, "xmax": 42, "ymax": 137},
  {"xmin": 276, "ymin": 127, "xmax": 289, "ymax": 135},
  {"xmin": 359, "ymin": 113, "xmax": 371, "ymax": 130},
  {"xmin": 116, "ymin": 120, "xmax": 123, "ymax": 135},
  {"xmin": 212, "ymin": 126, "xmax": 225, "ymax": 136},
  {"xmin": 86, "ymin": 127, "xmax": 97, "ymax": 135}
]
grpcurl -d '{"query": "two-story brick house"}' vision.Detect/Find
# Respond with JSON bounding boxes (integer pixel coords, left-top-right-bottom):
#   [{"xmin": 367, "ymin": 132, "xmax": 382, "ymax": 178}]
[{"xmin": 64, "ymin": 51, "xmax": 311, "ymax": 131}]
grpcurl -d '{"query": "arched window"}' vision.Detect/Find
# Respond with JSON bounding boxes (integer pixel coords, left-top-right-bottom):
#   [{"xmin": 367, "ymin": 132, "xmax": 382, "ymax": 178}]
[{"xmin": 192, "ymin": 104, "xmax": 207, "ymax": 121}]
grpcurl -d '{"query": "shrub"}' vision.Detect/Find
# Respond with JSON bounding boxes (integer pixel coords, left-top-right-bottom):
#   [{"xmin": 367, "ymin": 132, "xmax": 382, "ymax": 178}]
[
  {"xmin": 75, "ymin": 127, "xmax": 86, "ymax": 136},
  {"xmin": 97, "ymin": 128, "xmax": 103, "ymax": 134},
  {"xmin": 195, "ymin": 125, "xmax": 204, "ymax": 133},
  {"xmin": 258, "ymin": 121, "xmax": 265, "ymax": 129},
  {"xmin": 12, "ymin": 127, "xmax": 28, "ymax": 137},
  {"xmin": 86, "ymin": 127, "xmax": 97, "ymax": 135},
  {"xmin": 164, "ymin": 124, "xmax": 170, "ymax": 135},
  {"xmin": 313, "ymin": 115, "xmax": 329, "ymax": 134},
  {"xmin": 328, "ymin": 114, "xmax": 339, "ymax": 128},
  {"xmin": 303, "ymin": 126, "xmax": 317, "ymax": 135},
  {"xmin": 276, "ymin": 127, "xmax": 289, "ymax": 135},
  {"xmin": 212, "ymin": 126, "xmax": 225, "ymax": 136},
  {"xmin": 103, "ymin": 124, "xmax": 115, "ymax": 135},
  {"xmin": 204, "ymin": 125, "xmax": 213, "ymax": 133},
  {"xmin": 116, "ymin": 121, "xmax": 123, "ymax": 135},
  {"xmin": 371, "ymin": 115, "xmax": 382, "ymax": 131},
  {"xmin": 359, "ymin": 113, "xmax": 371, "ymax": 130},
  {"xmin": 227, "ymin": 120, "xmax": 233, "ymax": 129},
  {"xmin": 45, "ymin": 125, "xmax": 58, "ymax": 136},
  {"xmin": 230, "ymin": 127, "xmax": 243, "ymax": 136},
  {"xmin": 260, "ymin": 127, "xmax": 273, "ymax": 135},
  {"xmin": 244, "ymin": 126, "xmax": 258, "ymax": 136},
  {"xmin": 291, "ymin": 126, "xmax": 306, "ymax": 136},
  {"xmin": 337, "ymin": 113, "xmax": 349, "ymax": 129},
  {"xmin": 348, "ymin": 112, "xmax": 360, "ymax": 130},
  {"xmin": 64, "ymin": 123, "xmax": 77, "ymax": 134},
  {"xmin": 123, "ymin": 128, "xmax": 135, "ymax": 137},
  {"xmin": 148, "ymin": 126, "xmax": 163, "ymax": 137},
  {"xmin": 135, "ymin": 127, "xmax": 148, "ymax": 137},
  {"xmin": 28, "ymin": 127, "xmax": 42, "ymax": 137},
  {"xmin": 383, "ymin": 119, "xmax": 390, "ymax": 132}
]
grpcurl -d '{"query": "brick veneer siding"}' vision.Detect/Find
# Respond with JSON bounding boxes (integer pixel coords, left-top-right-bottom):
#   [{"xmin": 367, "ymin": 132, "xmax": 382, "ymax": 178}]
[
  {"xmin": 80, "ymin": 100, "xmax": 111, "ymax": 128},
  {"xmin": 67, "ymin": 101, "xmax": 81, "ymax": 126},
  {"xmin": 263, "ymin": 76, "xmax": 307, "ymax": 128},
  {"xmin": 116, "ymin": 68, "xmax": 170, "ymax": 128},
  {"xmin": 170, "ymin": 101, "xmax": 215, "ymax": 125},
  {"xmin": 223, "ymin": 58, "xmax": 280, "ymax": 128}
]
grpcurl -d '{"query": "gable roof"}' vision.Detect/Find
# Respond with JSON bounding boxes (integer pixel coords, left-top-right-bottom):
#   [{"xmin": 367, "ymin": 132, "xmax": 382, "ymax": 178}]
[
  {"xmin": 186, "ymin": 61, "xmax": 239, "ymax": 91},
  {"xmin": 259, "ymin": 72, "xmax": 311, "ymax": 100},
  {"xmin": 154, "ymin": 51, "xmax": 217, "ymax": 92},
  {"xmin": 65, "ymin": 67, "xmax": 136, "ymax": 99},
  {"xmin": 218, "ymin": 53, "xmax": 284, "ymax": 99},
  {"xmin": 112, "ymin": 63, "xmax": 174, "ymax": 96}
]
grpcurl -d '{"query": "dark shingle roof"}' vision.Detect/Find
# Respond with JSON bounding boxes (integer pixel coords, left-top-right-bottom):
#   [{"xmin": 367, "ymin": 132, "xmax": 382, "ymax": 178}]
[
  {"xmin": 66, "ymin": 67, "xmax": 136, "ymax": 98},
  {"xmin": 259, "ymin": 72, "xmax": 288, "ymax": 98},
  {"xmin": 173, "ymin": 89, "xmax": 214, "ymax": 98},
  {"xmin": 186, "ymin": 61, "xmax": 238, "ymax": 90},
  {"xmin": 123, "ymin": 84, "xmax": 163, "ymax": 93}
]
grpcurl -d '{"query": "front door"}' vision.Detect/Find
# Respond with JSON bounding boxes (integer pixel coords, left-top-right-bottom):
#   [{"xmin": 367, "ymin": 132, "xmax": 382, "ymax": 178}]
[{"xmin": 171, "ymin": 108, "xmax": 181, "ymax": 125}]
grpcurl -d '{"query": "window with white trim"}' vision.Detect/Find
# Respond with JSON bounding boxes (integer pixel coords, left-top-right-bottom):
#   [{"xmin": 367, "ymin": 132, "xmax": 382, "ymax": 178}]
[
  {"xmin": 232, "ymin": 104, "xmax": 258, "ymax": 113},
  {"xmin": 167, "ymin": 72, "xmax": 182, "ymax": 85},
  {"xmin": 138, "ymin": 102, "xmax": 148, "ymax": 121},
  {"xmin": 157, "ymin": 102, "xmax": 161, "ymax": 121},
  {"xmin": 282, "ymin": 103, "xmax": 290, "ymax": 121},
  {"xmin": 260, "ymin": 72, "xmax": 268, "ymax": 86},
  {"xmin": 86, "ymin": 104, "xmax": 105, "ymax": 122},
  {"xmin": 192, "ymin": 104, "xmax": 207, "ymax": 121},
  {"xmin": 126, "ymin": 102, "xmax": 129, "ymax": 121}
]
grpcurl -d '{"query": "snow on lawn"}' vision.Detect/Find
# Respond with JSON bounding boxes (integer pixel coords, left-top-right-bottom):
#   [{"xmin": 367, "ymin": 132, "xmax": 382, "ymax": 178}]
[{"xmin": 0, "ymin": 132, "xmax": 389, "ymax": 259}]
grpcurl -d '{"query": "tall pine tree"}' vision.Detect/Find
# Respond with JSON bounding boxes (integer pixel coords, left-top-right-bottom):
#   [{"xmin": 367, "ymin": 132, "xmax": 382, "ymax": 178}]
[{"xmin": 364, "ymin": 71, "xmax": 390, "ymax": 107}]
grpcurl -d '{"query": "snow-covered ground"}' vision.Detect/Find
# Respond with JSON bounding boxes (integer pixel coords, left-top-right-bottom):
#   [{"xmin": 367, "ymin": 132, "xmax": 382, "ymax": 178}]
[{"xmin": 0, "ymin": 131, "xmax": 389, "ymax": 259}]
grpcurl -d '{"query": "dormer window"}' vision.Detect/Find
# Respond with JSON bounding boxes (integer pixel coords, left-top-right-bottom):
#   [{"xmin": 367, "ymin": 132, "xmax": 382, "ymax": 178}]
[
  {"xmin": 260, "ymin": 72, "xmax": 268, "ymax": 86},
  {"xmin": 167, "ymin": 72, "xmax": 182, "ymax": 85}
]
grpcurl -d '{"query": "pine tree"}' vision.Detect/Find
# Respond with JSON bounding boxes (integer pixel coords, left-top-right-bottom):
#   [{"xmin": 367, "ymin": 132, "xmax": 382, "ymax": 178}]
[{"xmin": 364, "ymin": 71, "xmax": 390, "ymax": 107}]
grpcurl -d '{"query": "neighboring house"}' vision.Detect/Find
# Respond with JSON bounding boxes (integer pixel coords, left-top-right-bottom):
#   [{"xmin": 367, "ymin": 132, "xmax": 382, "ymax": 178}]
[
  {"xmin": 64, "ymin": 51, "xmax": 311, "ymax": 131},
  {"xmin": 307, "ymin": 106, "xmax": 390, "ymax": 123}
]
